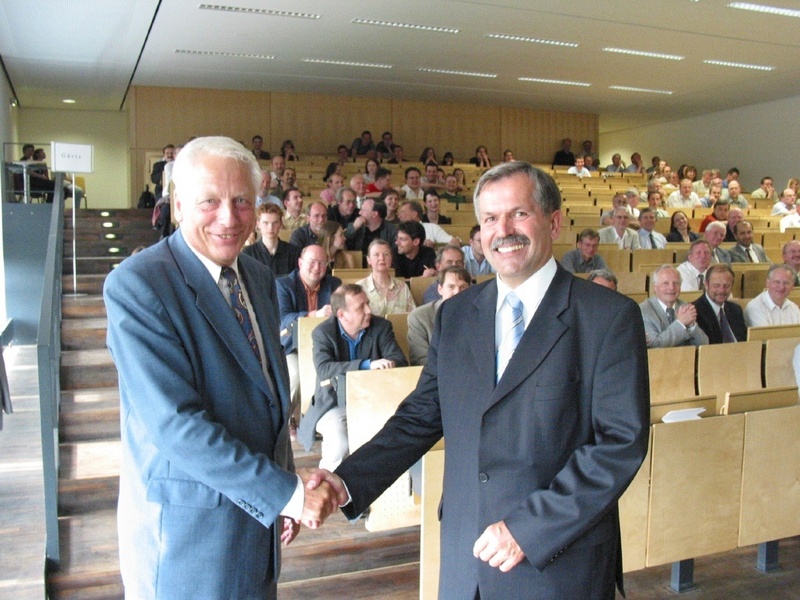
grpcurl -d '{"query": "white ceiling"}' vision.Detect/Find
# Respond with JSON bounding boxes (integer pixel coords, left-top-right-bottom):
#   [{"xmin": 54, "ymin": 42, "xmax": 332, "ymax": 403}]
[{"xmin": 3, "ymin": 0, "xmax": 800, "ymax": 133}]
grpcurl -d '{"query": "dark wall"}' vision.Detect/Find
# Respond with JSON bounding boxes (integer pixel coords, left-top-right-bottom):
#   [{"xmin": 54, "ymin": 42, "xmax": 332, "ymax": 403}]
[{"xmin": 3, "ymin": 203, "xmax": 52, "ymax": 343}]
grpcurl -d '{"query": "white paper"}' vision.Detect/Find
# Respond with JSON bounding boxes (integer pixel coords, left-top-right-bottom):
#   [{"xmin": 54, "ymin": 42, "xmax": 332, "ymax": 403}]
[{"xmin": 661, "ymin": 407, "xmax": 706, "ymax": 423}]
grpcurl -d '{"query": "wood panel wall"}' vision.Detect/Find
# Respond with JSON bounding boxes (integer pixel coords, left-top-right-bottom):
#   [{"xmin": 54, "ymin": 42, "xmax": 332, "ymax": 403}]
[{"xmin": 127, "ymin": 85, "xmax": 598, "ymax": 205}]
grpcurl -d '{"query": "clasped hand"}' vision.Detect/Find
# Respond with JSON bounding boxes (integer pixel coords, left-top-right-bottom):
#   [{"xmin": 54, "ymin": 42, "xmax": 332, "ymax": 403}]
[{"xmin": 297, "ymin": 467, "xmax": 349, "ymax": 529}]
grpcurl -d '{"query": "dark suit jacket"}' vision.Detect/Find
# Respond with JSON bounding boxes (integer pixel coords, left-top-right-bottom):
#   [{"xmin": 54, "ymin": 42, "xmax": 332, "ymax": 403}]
[
  {"xmin": 241, "ymin": 239, "xmax": 301, "ymax": 277},
  {"xmin": 275, "ymin": 270, "xmax": 341, "ymax": 353},
  {"xmin": 104, "ymin": 231, "xmax": 295, "ymax": 599},
  {"xmin": 150, "ymin": 159, "xmax": 167, "ymax": 197},
  {"xmin": 335, "ymin": 265, "xmax": 649, "ymax": 599},
  {"xmin": 728, "ymin": 243, "xmax": 770, "ymax": 263},
  {"xmin": 693, "ymin": 294, "xmax": 747, "ymax": 343},
  {"xmin": 298, "ymin": 316, "xmax": 407, "ymax": 450}
]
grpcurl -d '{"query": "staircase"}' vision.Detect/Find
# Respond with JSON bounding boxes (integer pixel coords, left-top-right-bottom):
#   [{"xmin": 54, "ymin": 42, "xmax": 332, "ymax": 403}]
[{"xmin": 48, "ymin": 210, "xmax": 420, "ymax": 599}]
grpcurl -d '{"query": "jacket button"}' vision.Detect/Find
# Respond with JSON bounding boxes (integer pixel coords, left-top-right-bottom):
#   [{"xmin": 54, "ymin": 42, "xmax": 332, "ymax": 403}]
[{"xmin": 478, "ymin": 472, "xmax": 489, "ymax": 483}]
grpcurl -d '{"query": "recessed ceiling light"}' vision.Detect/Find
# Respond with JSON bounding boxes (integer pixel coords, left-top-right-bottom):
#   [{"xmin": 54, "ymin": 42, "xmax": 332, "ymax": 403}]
[
  {"xmin": 199, "ymin": 4, "xmax": 320, "ymax": 19},
  {"xmin": 609, "ymin": 85, "xmax": 673, "ymax": 95},
  {"xmin": 351, "ymin": 18, "xmax": 458, "ymax": 34},
  {"xmin": 519, "ymin": 77, "xmax": 590, "ymax": 87},
  {"xmin": 62, "ymin": 99, "xmax": 76, "ymax": 104},
  {"xmin": 303, "ymin": 59, "xmax": 392, "ymax": 69},
  {"xmin": 175, "ymin": 49, "xmax": 275, "ymax": 59},
  {"xmin": 703, "ymin": 59, "xmax": 774, "ymax": 70},
  {"xmin": 418, "ymin": 68, "xmax": 496, "ymax": 78},
  {"xmin": 728, "ymin": 2, "xmax": 800, "ymax": 18},
  {"xmin": 485, "ymin": 33, "xmax": 578, "ymax": 48},
  {"xmin": 603, "ymin": 47, "xmax": 684, "ymax": 61}
]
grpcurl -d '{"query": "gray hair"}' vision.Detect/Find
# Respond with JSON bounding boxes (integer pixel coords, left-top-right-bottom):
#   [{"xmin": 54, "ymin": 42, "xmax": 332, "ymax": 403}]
[
  {"xmin": 767, "ymin": 263, "xmax": 795, "ymax": 282},
  {"xmin": 173, "ymin": 136, "xmax": 261, "ymax": 194},
  {"xmin": 588, "ymin": 269, "xmax": 618, "ymax": 286},
  {"xmin": 705, "ymin": 221, "xmax": 726, "ymax": 234},
  {"xmin": 473, "ymin": 162, "xmax": 560, "ymax": 221},
  {"xmin": 652, "ymin": 264, "xmax": 680, "ymax": 286}
]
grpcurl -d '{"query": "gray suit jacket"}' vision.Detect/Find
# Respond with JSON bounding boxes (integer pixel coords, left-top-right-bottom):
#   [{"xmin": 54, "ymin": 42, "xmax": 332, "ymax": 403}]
[
  {"xmin": 728, "ymin": 243, "xmax": 770, "ymax": 263},
  {"xmin": 599, "ymin": 226, "xmax": 640, "ymax": 249},
  {"xmin": 104, "ymin": 231, "xmax": 296, "ymax": 599},
  {"xmin": 407, "ymin": 299, "xmax": 442, "ymax": 366},
  {"xmin": 336, "ymin": 266, "xmax": 649, "ymax": 599},
  {"xmin": 639, "ymin": 297, "xmax": 709, "ymax": 347},
  {"xmin": 710, "ymin": 246, "xmax": 732, "ymax": 264}
]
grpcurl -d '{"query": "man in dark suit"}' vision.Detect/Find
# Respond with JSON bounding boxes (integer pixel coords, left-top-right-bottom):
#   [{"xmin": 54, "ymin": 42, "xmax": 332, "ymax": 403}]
[
  {"xmin": 104, "ymin": 137, "xmax": 339, "ymax": 599},
  {"xmin": 310, "ymin": 162, "xmax": 649, "ymax": 599},
  {"xmin": 728, "ymin": 220, "xmax": 770, "ymax": 263},
  {"xmin": 149, "ymin": 144, "xmax": 174, "ymax": 198},
  {"xmin": 693, "ymin": 264, "xmax": 747, "ymax": 343},
  {"xmin": 298, "ymin": 284, "xmax": 407, "ymax": 470}
]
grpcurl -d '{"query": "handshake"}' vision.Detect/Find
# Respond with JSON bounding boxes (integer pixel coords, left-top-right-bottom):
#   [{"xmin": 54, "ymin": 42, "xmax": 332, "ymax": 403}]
[{"xmin": 297, "ymin": 468, "xmax": 349, "ymax": 528}]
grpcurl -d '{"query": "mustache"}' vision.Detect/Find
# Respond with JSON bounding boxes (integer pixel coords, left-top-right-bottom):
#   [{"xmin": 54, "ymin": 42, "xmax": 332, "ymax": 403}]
[{"xmin": 491, "ymin": 235, "xmax": 530, "ymax": 251}]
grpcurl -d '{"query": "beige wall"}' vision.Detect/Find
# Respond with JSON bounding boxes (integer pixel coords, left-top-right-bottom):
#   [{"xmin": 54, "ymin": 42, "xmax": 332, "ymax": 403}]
[{"xmin": 17, "ymin": 107, "xmax": 129, "ymax": 209}]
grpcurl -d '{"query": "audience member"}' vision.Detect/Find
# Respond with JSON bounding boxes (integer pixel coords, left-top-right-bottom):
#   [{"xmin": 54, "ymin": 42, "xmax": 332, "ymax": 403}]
[
  {"xmin": 599, "ymin": 208, "xmax": 641, "ymax": 249},
  {"xmin": 441, "ymin": 174, "xmax": 467, "ymax": 204},
  {"xmin": 328, "ymin": 187, "xmax": 358, "ymax": 229},
  {"xmin": 298, "ymin": 284, "xmax": 406, "ymax": 471},
  {"xmin": 700, "ymin": 183, "xmax": 723, "ymax": 208},
  {"xmin": 375, "ymin": 131, "xmax": 396, "ymax": 160},
  {"xmin": 420, "ymin": 163, "xmax": 443, "ymax": 192},
  {"xmin": 281, "ymin": 188, "xmax": 306, "ymax": 233},
  {"xmin": 605, "ymin": 153, "xmax": 625, "ymax": 173},
  {"xmin": 441, "ymin": 152, "xmax": 455, "ymax": 166},
  {"xmin": 356, "ymin": 240, "xmax": 416, "ymax": 317},
  {"xmin": 349, "ymin": 174, "xmax": 366, "ymax": 206},
  {"xmin": 693, "ymin": 169, "xmax": 713, "ymax": 197},
  {"xmin": 625, "ymin": 153, "xmax": 645, "ymax": 174},
  {"xmin": 280, "ymin": 139, "xmax": 299, "ymax": 162},
  {"xmin": 241, "ymin": 204, "xmax": 301, "ymax": 276},
  {"xmin": 729, "ymin": 221, "xmax": 770, "ymax": 263},
  {"xmin": 725, "ymin": 207, "xmax": 744, "ymax": 242},
  {"xmin": 567, "ymin": 155, "xmax": 591, "ymax": 177},
  {"xmin": 693, "ymin": 264, "xmax": 747, "ymax": 343},
  {"xmin": 561, "ymin": 228, "xmax": 609, "ymax": 273},
  {"xmin": 647, "ymin": 189, "xmax": 669, "ymax": 219},
  {"xmin": 350, "ymin": 130, "xmax": 375, "ymax": 157},
  {"xmin": 461, "ymin": 225, "xmax": 495, "ymax": 277},
  {"xmin": 381, "ymin": 189, "xmax": 401, "ymax": 225},
  {"xmin": 421, "ymin": 190, "xmax": 451, "ymax": 225},
  {"xmin": 699, "ymin": 198, "xmax": 730, "ymax": 232},
  {"xmin": 387, "ymin": 144, "xmax": 405, "ymax": 164},
  {"xmin": 365, "ymin": 168, "xmax": 392, "ymax": 198},
  {"xmin": 581, "ymin": 140, "xmax": 598, "ymax": 162},
  {"xmin": 289, "ymin": 202, "xmax": 328, "ymax": 249},
  {"xmin": 392, "ymin": 221, "xmax": 437, "ymax": 278},
  {"xmin": 420, "ymin": 147, "xmax": 438, "ymax": 164},
  {"xmin": 320, "ymin": 171, "xmax": 344, "ymax": 207},
  {"xmin": 346, "ymin": 199, "xmax": 397, "ymax": 260},
  {"xmin": 317, "ymin": 220, "xmax": 357, "ymax": 272},
  {"xmin": 600, "ymin": 193, "xmax": 629, "ymax": 226},
  {"xmin": 588, "ymin": 269, "xmax": 618, "ymax": 290},
  {"xmin": 704, "ymin": 222, "xmax": 732, "ymax": 264},
  {"xmin": 270, "ymin": 155, "xmax": 285, "ymax": 191},
  {"xmin": 637, "ymin": 209, "xmax": 667, "ymax": 249},
  {"xmin": 401, "ymin": 167, "xmax": 424, "ymax": 201},
  {"xmin": 150, "ymin": 144, "xmax": 175, "ymax": 198},
  {"xmin": 772, "ymin": 187, "xmax": 796, "ymax": 217},
  {"xmin": 362, "ymin": 158, "xmax": 379, "ymax": 185},
  {"xmin": 422, "ymin": 246, "xmax": 466, "ymax": 303},
  {"xmin": 469, "ymin": 145, "xmax": 491, "ymax": 168},
  {"xmin": 726, "ymin": 180, "xmax": 748, "ymax": 209},
  {"xmin": 667, "ymin": 179, "xmax": 702, "ymax": 208},
  {"xmin": 336, "ymin": 144, "xmax": 350, "ymax": 165},
  {"xmin": 782, "ymin": 240, "xmax": 800, "ymax": 285},
  {"xmin": 677, "ymin": 239, "xmax": 712, "ymax": 292},
  {"xmin": 255, "ymin": 169, "xmax": 282, "ymax": 208},
  {"xmin": 744, "ymin": 265, "xmax": 800, "ymax": 327},
  {"xmin": 502, "ymin": 149, "xmax": 515, "ymax": 163},
  {"xmin": 407, "ymin": 267, "xmax": 471, "ymax": 366},
  {"xmin": 398, "ymin": 200, "xmax": 457, "ymax": 246},
  {"xmin": 640, "ymin": 265, "xmax": 709, "ymax": 347},
  {"xmin": 552, "ymin": 138, "xmax": 575, "ymax": 166},
  {"xmin": 666, "ymin": 211, "xmax": 699, "ymax": 243},
  {"xmin": 583, "ymin": 154, "xmax": 597, "ymax": 171},
  {"xmin": 250, "ymin": 135, "xmax": 270, "ymax": 160},
  {"xmin": 751, "ymin": 176, "xmax": 778, "ymax": 201}
]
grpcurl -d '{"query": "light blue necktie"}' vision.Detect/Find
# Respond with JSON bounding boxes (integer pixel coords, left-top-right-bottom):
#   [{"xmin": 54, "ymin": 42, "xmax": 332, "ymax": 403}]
[{"xmin": 497, "ymin": 292, "xmax": 524, "ymax": 382}]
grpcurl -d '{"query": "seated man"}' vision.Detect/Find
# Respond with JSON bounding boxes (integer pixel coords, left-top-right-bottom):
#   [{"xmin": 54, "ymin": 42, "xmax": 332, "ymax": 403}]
[
  {"xmin": 242, "ymin": 204, "xmax": 301, "ymax": 277},
  {"xmin": 772, "ymin": 187, "xmax": 796, "ymax": 217},
  {"xmin": 693, "ymin": 169, "xmax": 713, "ymax": 197},
  {"xmin": 269, "ymin": 155, "xmax": 285, "ymax": 191},
  {"xmin": 399, "ymin": 200, "xmax": 457, "ymax": 246},
  {"xmin": 726, "ymin": 180, "xmax": 749, "ymax": 210},
  {"xmin": 624, "ymin": 152, "xmax": 645, "ymax": 174},
  {"xmin": 250, "ymin": 134, "xmax": 270, "ymax": 160},
  {"xmin": 392, "ymin": 221, "xmax": 437, "ymax": 279},
  {"xmin": 725, "ymin": 207, "xmax": 744, "ymax": 242},
  {"xmin": 461, "ymin": 225, "xmax": 495, "ymax": 277},
  {"xmin": 640, "ymin": 265, "xmax": 709, "ymax": 347},
  {"xmin": 400, "ymin": 167, "xmax": 424, "ymax": 201},
  {"xmin": 420, "ymin": 163, "xmax": 444, "ymax": 192},
  {"xmin": 744, "ymin": 264, "xmax": 800, "ymax": 327},
  {"xmin": 693, "ymin": 264, "xmax": 747, "ymax": 343},
  {"xmin": 281, "ymin": 187, "xmax": 306, "ymax": 233},
  {"xmin": 422, "ymin": 245, "xmax": 465, "ymax": 303},
  {"xmin": 700, "ymin": 182, "xmax": 723, "ymax": 208},
  {"xmin": 751, "ymin": 176, "xmax": 778, "ymax": 202},
  {"xmin": 783, "ymin": 240, "xmax": 800, "ymax": 286},
  {"xmin": 349, "ymin": 174, "xmax": 366, "ymax": 207},
  {"xmin": 387, "ymin": 144, "xmax": 405, "ymax": 164},
  {"xmin": 605, "ymin": 153, "xmax": 625, "ymax": 173},
  {"xmin": 677, "ymin": 239, "xmax": 712, "ymax": 292},
  {"xmin": 599, "ymin": 192, "xmax": 628, "ymax": 226},
  {"xmin": 667, "ymin": 179, "xmax": 702, "ymax": 208},
  {"xmin": 365, "ymin": 167, "xmax": 392, "ymax": 198},
  {"xmin": 421, "ymin": 190, "xmax": 452, "ymax": 225},
  {"xmin": 350, "ymin": 130, "xmax": 375, "ymax": 157},
  {"xmin": 289, "ymin": 201, "xmax": 328, "ymax": 249},
  {"xmin": 408, "ymin": 267, "xmax": 471, "ymax": 366},
  {"xmin": 552, "ymin": 138, "xmax": 574, "ymax": 166},
  {"xmin": 699, "ymin": 198, "xmax": 730, "ymax": 232},
  {"xmin": 588, "ymin": 269, "xmax": 618, "ymax": 290},
  {"xmin": 346, "ymin": 198, "xmax": 397, "ymax": 260},
  {"xmin": 567, "ymin": 155, "xmax": 591, "ymax": 177},
  {"xmin": 441, "ymin": 174, "xmax": 467, "ymax": 204},
  {"xmin": 375, "ymin": 131, "xmax": 396, "ymax": 160},
  {"xmin": 298, "ymin": 284, "xmax": 407, "ymax": 470},
  {"xmin": 561, "ymin": 228, "xmax": 609, "ymax": 273},
  {"xmin": 637, "ymin": 208, "xmax": 667, "ymax": 249},
  {"xmin": 728, "ymin": 221, "xmax": 770, "ymax": 263},
  {"xmin": 256, "ymin": 169, "xmax": 281, "ymax": 208},
  {"xmin": 327, "ymin": 187, "xmax": 358, "ymax": 229},
  {"xmin": 599, "ymin": 208, "xmax": 641, "ymax": 249},
  {"xmin": 704, "ymin": 221, "xmax": 732, "ymax": 264},
  {"xmin": 276, "ymin": 245, "xmax": 341, "ymax": 429}
]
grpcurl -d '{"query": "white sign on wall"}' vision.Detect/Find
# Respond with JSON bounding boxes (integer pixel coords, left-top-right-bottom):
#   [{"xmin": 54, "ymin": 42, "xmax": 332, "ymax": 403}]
[{"xmin": 50, "ymin": 142, "xmax": 94, "ymax": 173}]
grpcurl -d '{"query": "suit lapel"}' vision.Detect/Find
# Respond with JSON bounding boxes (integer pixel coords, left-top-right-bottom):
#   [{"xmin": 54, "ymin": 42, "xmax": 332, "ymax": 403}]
[
  {"xmin": 169, "ymin": 233, "xmax": 275, "ymax": 403},
  {"xmin": 469, "ymin": 281, "xmax": 499, "ymax": 396},
  {"xmin": 488, "ymin": 269, "xmax": 570, "ymax": 409}
]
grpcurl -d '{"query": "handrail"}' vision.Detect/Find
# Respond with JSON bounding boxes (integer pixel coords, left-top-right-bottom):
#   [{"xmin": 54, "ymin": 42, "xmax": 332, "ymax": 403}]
[{"xmin": 36, "ymin": 173, "xmax": 65, "ymax": 565}]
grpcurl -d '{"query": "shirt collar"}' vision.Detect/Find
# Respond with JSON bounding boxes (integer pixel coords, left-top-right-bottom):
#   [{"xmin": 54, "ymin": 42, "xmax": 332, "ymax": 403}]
[
  {"xmin": 495, "ymin": 256, "xmax": 557, "ymax": 329},
  {"xmin": 337, "ymin": 319, "xmax": 366, "ymax": 344}
]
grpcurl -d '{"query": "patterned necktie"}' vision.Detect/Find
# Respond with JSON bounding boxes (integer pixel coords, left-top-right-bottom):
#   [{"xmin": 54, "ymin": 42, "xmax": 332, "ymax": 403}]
[
  {"xmin": 496, "ymin": 292, "xmax": 524, "ymax": 383},
  {"xmin": 719, "ymin": 306, "xmax": 736, "ymax": 343},
  {"xmin": 666, "ymin": 307, "xmax": 676, "ymax": 324},
  {"xmin": 220, "ymin": 266, "xmax": 262, "ymax": 364}
]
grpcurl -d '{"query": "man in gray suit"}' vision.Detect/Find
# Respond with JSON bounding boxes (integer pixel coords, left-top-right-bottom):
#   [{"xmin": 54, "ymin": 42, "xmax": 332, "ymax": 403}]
[
  {"xmin": 599, "ymin": 208, "xmax": 641, "ymax": 249},
  {"xmin": 704, "ymin": 221, "xmax": 732, "ymax": 264},
  {"xmin": 104, "ymin": 137, "xmax": 340, "ymax": 599},
  {"xmin": 728, "ymin": 221, "xmax": 770, "ymax": 263},
  {"xmin": 640, "ymin": 264, "xmax": 709, "ymax": 347},
  {"xmin": 407, "ymin": 266, "xmax": 471, "ymax": 366}
]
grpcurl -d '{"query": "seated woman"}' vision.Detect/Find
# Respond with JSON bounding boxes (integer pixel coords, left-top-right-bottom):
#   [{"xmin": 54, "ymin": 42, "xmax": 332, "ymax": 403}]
[
  {"xmin": 419, "ymin": 146, "xmax": 437, "ymax": 165},
  {"xmin": 452, "ymin": 168, "xmax": 467, "ymax": 194},
  {"xmin": 356, "ymin": 239, "xmax": 416, "ymax": 317},
  {"xmin": 320, "ymin": 164, "xmax": 343, "ymax": 207},
  {"xmin": 318, "ymin": 220, "xmax": 358, "ymax": 273},
  {"xmin": 666, "ymin": 210, "xmax": 699, "ymax": 243},
  {"xmin": 469, "ymin": 145, "xmax": 491, "ymax": 168},
  {"xmin": 363, "ymin": 158, "xmax": 379, "ymax": 184},
  {"xmin": 381, "ymin": 188, "xmax": 401, "ymax": 225},
  {"xmin": 441, "ymin": 152, "xmax": 455, "ymax": 166},
  {"xmin": 280, "ymin": 139, "xmax": 299, "ymax": 161}
]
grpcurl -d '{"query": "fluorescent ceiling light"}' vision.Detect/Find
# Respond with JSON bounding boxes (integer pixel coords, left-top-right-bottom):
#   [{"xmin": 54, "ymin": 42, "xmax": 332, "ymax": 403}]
[
  {"xmin": 351, "ymin": 18, "xmax": 458, "ymax": 34},
  {"xmin": 418, "ymin": 68, "xmax": 496, "ymax": 78},
  {"xmin": 199, "ymin": 4, "xmax": 320, "ymax": 19},
  {"xmin": 703, "ymin": 59, "xmax": 774, "ymax": 71},
  {"xmin": 303, "ymin": 59, "xmax": 392, "ymax": 69},
  {"xmin": 603, "ymin": 47, "xmax": 684, "ymax": 61},
  {"xmin": 62, "ymin": 98, "xmax": 76, "ymax": 104},
  {"xmin": 485, "ymin": 33, "xmax": 578, "ymax": 48},
  {"xmin": 176, "ymin": 49, "xmax": 274, "ymax": 59},
  {"xmin": 728, "ymin": 2, "xmax": 800, "ymax": 18},
  {"xmin": 610, "ymin": 85, "xmax": 673, "ymax": 95},
  {"xmin": 519, "ymin": 77, "xmax": 590, "ymax": 87}
]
